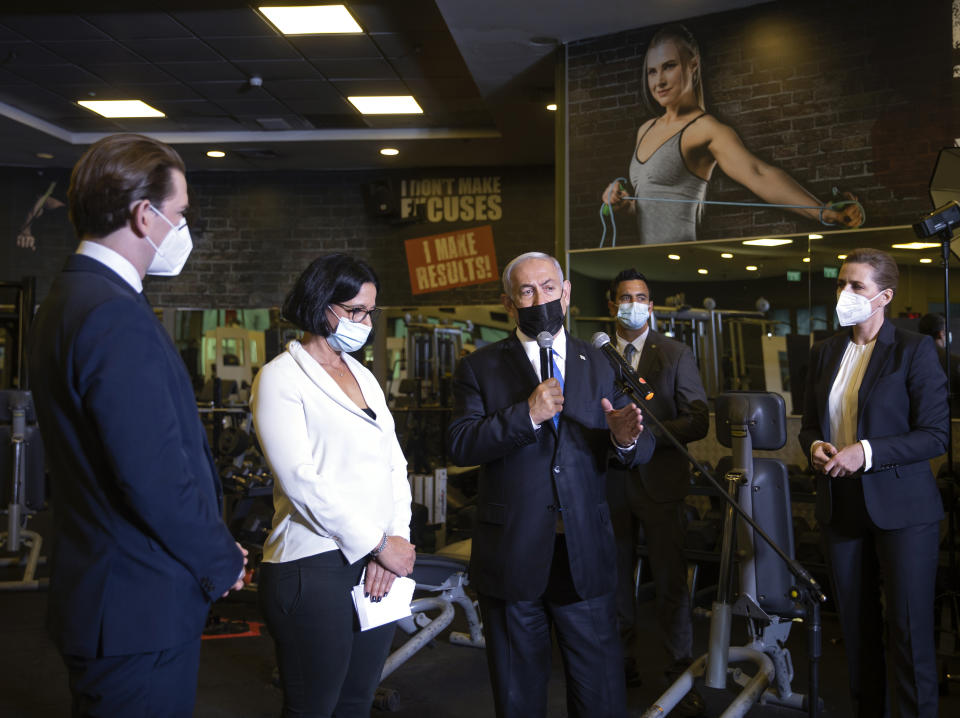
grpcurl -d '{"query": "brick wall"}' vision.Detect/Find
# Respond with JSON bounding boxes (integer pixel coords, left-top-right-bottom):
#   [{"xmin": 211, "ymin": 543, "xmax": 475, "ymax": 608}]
[
  {"xmin": 568, "ymin": 0, "xmax": 953, "ymax": 249},
  {"xmin": 1, "ymin": 165, "xmax": 554, "ymax": 308}
]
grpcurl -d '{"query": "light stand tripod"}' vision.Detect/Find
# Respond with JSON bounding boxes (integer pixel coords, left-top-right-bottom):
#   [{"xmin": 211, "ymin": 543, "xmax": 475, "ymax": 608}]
[{"xmin": 913, "ymin": 196, "xmax": 960, "ymax": 692}]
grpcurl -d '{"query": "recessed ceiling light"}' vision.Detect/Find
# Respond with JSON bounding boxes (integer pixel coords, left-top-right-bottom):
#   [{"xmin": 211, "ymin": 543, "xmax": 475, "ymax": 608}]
[
  {"xmin": 802, "ymin": 256, "xmax": 811, "ymax": 263},
  {"xmin": 891, "ymin": 242, "xmax": 941, "ymax": 250},
  {"xmin": 35, "ymin": 152, "xmax": 54, "ymax": 159},
  {"xmin": 258, "ymin": 5, "xmax": 362, "ymax": 35},
  {"xmin": 697, "ymin": 268, "xmax": 709, "ymax": 275},
  {"xmin": 720, "ymin": 252, "xmax": 734, "ymax": 259},
  {"xmin": 380, "ymin": 148, "xmax": 399, "ymax": 156},
  {"xmin": 742, "ymin": 238, "xmax": 792, "ymax": 247},
  {"xmin": 920, "ymin": 257, "xmax": 933, "ymax": 264},
  {"xmin": 808, "ymin": 233, "xmax": 823, "ymax": 240},
  {"xmin": 206, "ymin": 150, "xmax": 226, "ymax": 158},
  {"xmin": 745, "ymin": 265, "xmax": 758, "ymax": 271},
  {"xmin": 546, "ymin": 103, "xmax": 557, "ymax": 111},
  {"xmin": 77, "ymin": 99, "xmax": 164, "ymax": 118},
  {"xmin": 348, "ymin": 95, "xmax": 423, "ymax": 115},
  {"xmin": 667, "ymin": 254, "xmax": 681, "ymax": 260},
  {"xmin": 837, "ymin": 254, "xmax": 847, "ymax": 260}
]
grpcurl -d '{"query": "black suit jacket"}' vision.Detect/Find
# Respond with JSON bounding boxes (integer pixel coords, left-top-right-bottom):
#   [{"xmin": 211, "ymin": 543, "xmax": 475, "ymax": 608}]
[
  {"xmin": 446, "ymin": 332, "xmax": 655, "ymax": 602},
  {"xmin": 798, "ymin": 320, "xmax": 948, "ymax": 530},
  {"xmin": 28, "ymin": 255, "xmax": 242, "ymax": 658},
  {"xmin": 616, "ymin": 331, "xmax": 709, "ymax": 502}
]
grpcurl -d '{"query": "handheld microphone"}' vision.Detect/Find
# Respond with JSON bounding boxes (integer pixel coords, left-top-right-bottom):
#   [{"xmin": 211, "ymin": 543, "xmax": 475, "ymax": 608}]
[
  {"xmin": 536, "ymin": 331, "xmax": 554, "ymax": 382},
  {"xmin": 591, "ymin": 332, "xmax": 654, "ymax": 401}
]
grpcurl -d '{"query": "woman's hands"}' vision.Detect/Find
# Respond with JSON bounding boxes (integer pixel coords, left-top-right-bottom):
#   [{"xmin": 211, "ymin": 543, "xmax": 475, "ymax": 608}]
[
  {"xmin": 364, "ymin": 536, "xmax": 415, "ymax": 601},
  {"xmin": 821, "ymin": 191, "xmax": 864, "ymax": 228},
  {"xmin": 812, "ymin": 440, "xmax": 865, "ymax": 477},
  {"xmin": 602, "ymin": 180, "xmax": 633, "ymax": 211},
  {"xmin": 374, "ymin": 535, "xmax": 416, "ymax": 578},
  {"xmin": 364, "ymin": 559, "xmax": 397, "ymax": 600}
]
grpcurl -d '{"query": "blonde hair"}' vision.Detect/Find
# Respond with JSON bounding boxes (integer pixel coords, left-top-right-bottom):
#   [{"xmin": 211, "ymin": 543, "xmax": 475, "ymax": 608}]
[{"xmin": 641, "ymin": 24, "xmax": 704, "ymax": 115}]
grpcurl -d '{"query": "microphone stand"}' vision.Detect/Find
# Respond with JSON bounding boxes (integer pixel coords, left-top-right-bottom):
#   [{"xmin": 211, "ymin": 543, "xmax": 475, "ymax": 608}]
[
  {"xmin": 937, "ymin": 226, "xmax": 959, "ymax": 694},
  {"xmin": 612, "ymin": 367, "xmax": 825, "ymax": 718}
]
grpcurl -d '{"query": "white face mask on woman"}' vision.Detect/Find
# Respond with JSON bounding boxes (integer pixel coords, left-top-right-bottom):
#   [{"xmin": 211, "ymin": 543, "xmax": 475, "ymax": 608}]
[
  {"xmin": 145, "ymin": 204, "xmax": 192, "ymax": 276},
  {"xmin": 325, "ymin": 314, "xmax": 372, "ymax": 353},
  {"xmin": 835, "ymin": 288, "xmax": 883, "ymax": 327}
]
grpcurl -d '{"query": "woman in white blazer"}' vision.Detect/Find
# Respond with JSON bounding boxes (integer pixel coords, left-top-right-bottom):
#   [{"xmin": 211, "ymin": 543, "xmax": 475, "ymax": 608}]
[{"xmin": 251, "ymin": 254, "xmax": 415, "ymax": 718}]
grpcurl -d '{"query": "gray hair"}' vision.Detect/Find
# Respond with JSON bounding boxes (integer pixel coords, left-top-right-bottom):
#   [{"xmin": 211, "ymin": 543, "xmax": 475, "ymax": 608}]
[{"xmin": 501, "ymin": 252, "xmax": 564, "ymax": 296}]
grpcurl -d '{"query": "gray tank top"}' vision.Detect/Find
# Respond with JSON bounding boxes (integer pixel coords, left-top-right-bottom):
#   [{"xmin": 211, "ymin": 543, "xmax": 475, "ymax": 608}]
[{"xmin": 628, "ymin": 114, "xmax": 708, "ymax": 244}]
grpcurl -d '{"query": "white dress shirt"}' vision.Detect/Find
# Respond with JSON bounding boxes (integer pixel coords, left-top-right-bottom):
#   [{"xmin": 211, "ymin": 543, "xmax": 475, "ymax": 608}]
[
  {"xmin": 251, "ymin": 340, "xmax": 412, "ymax": 565},
  {"xmin": 616, "ymin": 330, "xmax": 649, "ymax": 370},
  {"xmin": 516, "ymin": 326, "xmax": 566, "ymax": 380},
  {"xmin": 76, "ymin": 240, "xmax": 143, "ymax": 293},
  {"xmin": 824, "ymin": 339, "xmax": 876, "ymax": 470}
]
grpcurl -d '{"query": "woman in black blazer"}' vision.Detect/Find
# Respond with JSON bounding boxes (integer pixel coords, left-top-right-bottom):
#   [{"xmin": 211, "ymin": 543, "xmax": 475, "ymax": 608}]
[{"xmin": 799, "ymin": 248, "xmax": 948, "ymax": 718}]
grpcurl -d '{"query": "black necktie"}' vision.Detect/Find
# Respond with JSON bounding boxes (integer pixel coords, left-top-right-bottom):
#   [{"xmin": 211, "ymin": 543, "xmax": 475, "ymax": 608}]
[{"xmin": 623, "ymin": 342, "xmax": 637, "ymax": 368}]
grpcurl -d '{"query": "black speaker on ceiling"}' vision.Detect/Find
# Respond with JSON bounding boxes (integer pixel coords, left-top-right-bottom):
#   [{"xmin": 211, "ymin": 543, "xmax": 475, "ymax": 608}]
[{"xmin": 363, "ymin": 179, "xmax": 398, "ymax": 218}]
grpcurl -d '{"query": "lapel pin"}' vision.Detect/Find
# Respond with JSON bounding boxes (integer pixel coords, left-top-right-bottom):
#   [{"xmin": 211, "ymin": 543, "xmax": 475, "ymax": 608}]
[{"xmin": 579, "ymin": 354, "xmax": 586, "ymax": 361}]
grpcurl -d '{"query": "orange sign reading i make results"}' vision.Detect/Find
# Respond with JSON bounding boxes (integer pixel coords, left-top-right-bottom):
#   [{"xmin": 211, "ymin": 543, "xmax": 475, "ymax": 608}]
[{"xmin": 404, "ymin": 225, "xmax": 499, "ymax": 295}]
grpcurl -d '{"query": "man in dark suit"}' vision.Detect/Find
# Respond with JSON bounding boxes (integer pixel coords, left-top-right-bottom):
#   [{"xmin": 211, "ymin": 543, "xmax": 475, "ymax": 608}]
[
  {"xmin": 447, "ymin": 252, "xmax": 655, "ymax": 718},
  {"xmin": 604, "ymin": 269, "xmax": 708, "ymax": 711},
  {"xmin": 28, "ymin": 134, "xmax": 246, "ymax": 716}
]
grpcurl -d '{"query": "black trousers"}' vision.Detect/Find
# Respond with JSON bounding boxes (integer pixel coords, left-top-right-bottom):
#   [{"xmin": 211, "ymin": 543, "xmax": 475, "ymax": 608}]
[
  {"xmin": 478, "ymin": 535, "xmax": 627, "ymax": 718},
  {"xmin": 63, "ymin": 639, "xmax": 201, "ymax": 718},
  {"xmin": 607, "ymin": 468, "xmax": 692, "ymax": 664},
  {"xmin": 825, "ymin": 477, "xmax": 939, "ymax": 718},
  {"xmin": 259, "ymin": 551, "xmax": 395, "ymax": 718}
]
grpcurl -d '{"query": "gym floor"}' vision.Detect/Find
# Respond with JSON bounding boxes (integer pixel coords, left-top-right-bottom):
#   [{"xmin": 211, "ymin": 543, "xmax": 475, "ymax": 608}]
[{"xmin": 2, "ymin": 561, "xmax": 959, "ymax": 717}]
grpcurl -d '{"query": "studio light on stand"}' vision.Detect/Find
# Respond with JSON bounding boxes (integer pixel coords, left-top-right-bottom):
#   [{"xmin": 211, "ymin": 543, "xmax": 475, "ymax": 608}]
[{"xmin": 914, "ymin": 147, "xmax": 960, "ymax": 692}]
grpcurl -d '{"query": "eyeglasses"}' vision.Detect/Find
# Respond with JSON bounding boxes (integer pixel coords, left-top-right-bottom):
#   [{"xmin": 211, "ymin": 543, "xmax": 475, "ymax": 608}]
[{"xmin": 334, "ymin": 303, "xmax": 382, "ymax": 323}]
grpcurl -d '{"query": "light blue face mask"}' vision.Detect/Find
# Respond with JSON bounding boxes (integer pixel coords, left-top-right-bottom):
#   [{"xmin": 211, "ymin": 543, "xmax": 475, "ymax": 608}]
[
  {"xmin": 617, "ymin": 301, "xmax": 650, "ymax": 330},
  {"xmin": 325, "ymin": 314, "xmax": 371, "ymax": 353}
]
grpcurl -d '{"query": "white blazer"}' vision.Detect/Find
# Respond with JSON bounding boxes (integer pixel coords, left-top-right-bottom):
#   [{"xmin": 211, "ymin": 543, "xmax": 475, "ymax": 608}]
[{"xmin": 250, "ymin": 340, "xmax": 411, "ymax": 565}]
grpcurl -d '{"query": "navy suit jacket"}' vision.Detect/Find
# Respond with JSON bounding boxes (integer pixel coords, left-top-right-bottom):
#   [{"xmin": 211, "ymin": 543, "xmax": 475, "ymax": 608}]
[
  {"xmin": 446, "ymin": 332, "xmax": 655, "ymax": 602},
  {"xmin": 798, "ymin": 320, "xmax": 948, "ymax": 530},
  {"xmin": 612, "ymin": 331, "xmax": 709, "ymax": 503},
  {"xmin": 28, "ymin": 255, "xmax": 242, "ymax": 658}
]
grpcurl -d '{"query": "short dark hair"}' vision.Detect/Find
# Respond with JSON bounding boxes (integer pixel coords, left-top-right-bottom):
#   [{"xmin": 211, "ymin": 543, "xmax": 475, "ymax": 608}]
[
  {"xmin": 609, "ymin": 268, "xmax": 650, "ymax": 302},
  {"xmin": 282, "ymin": 253, "xmax": 381, "ymax": 336},
  {"xmin": 918, "ymin": 313, "xmax": 945, "ymax": 338},
  {"xmin": 68, "ymin": 133, "xmax": 186, "ymax": 239}
]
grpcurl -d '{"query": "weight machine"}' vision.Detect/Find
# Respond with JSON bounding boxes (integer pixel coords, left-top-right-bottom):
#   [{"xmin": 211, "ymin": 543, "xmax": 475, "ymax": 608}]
[{"xmin": 0, "ymin": 390, "xmax": 47, "ymax": 590}]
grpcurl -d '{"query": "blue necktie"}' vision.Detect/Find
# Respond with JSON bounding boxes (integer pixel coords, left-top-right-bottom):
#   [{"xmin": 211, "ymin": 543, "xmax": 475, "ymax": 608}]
[{"xmin": 552, "ymin": 353, "xmax": 564, "ymax": 428}]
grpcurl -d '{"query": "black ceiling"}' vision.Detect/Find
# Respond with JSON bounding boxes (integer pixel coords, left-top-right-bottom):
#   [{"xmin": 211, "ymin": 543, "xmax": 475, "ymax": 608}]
[{"xmin": 0, "ymin": 1, "xmax": 763, "ymax": 172}]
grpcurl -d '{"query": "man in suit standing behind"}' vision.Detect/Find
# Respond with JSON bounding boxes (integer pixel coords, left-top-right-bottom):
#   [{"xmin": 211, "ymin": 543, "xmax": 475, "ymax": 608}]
[
  {"xmin": 447, "ymin": 252, "xmax": 655, "ymax": 718},
  {"xmin": 605, "ymin": 269, "xmax": 708, "ymax": 712},
  {"xmin": 28, "ymin": 134, "xmax": 246, "ymax": 716}
]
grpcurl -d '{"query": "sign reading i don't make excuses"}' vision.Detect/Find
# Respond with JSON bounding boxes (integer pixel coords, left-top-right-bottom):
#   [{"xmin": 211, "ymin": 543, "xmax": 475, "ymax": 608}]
[{"xmin": 404, "ymin": 225, "xmax": 499, "ymax": 295}]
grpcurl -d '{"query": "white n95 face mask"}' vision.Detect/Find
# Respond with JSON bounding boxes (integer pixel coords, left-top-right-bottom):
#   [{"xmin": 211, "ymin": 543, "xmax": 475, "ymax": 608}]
[
  {"xmin": 145, "ymin": 204, "xmax": 193, "ymax": 276},
  {"xmin": 617, "ymin": 301, "xmax": 650, "ymax": 330},
  {"xmin": 835, "ymin": 288, "xmax": 883, "ymax": 327},
  {"xmin": 326, "ymin": 314, "xmax": 372, "ymax": 353}
]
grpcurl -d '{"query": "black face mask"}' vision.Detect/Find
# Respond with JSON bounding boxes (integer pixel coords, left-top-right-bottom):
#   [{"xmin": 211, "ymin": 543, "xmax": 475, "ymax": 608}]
[{"xmin": 515, "ymin": 296, "xmax": 565, "ymax": 338}]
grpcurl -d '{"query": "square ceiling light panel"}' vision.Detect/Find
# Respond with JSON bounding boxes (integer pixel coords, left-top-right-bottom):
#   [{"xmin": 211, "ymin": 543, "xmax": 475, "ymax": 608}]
[
  {"xmin": 77, "ymin": 100, "xmax": 165, "ymax": 117},
  {"xmin": 347, "ymin": 95, "xmax": 423, "ymax": 114},
  {"xmin": 259, "ymin": 5, "xmax": 363, "ymax": 35}
]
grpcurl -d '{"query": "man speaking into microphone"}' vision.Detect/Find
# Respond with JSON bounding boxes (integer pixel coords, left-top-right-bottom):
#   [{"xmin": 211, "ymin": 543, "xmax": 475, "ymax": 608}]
[
  {"xmin": 605, "ymin": 268, "xmax": 708, "ymax": 714},
  {"xmin": 447, "ymin": 252, "xmax": 654, "ymax": 718}
]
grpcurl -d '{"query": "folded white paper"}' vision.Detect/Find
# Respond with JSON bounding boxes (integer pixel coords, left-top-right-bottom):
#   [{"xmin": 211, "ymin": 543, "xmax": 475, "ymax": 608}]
[{"xmin": 351, "ymin": 575, "xmax": 416, "ymax": 631}]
